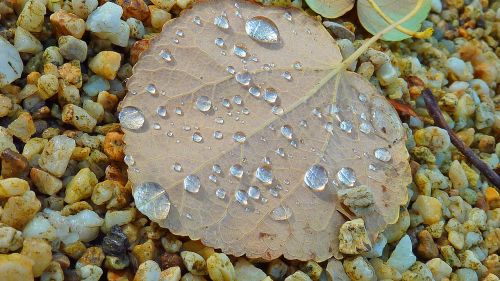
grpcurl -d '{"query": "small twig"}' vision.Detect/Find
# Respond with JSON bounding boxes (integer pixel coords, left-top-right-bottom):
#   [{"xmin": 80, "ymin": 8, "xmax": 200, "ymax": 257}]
[{"xmin": 422, "ymin": 89, "xmax": 500, "ymax": 188}]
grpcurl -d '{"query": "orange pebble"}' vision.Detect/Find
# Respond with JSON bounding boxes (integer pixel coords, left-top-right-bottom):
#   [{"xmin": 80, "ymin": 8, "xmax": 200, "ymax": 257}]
[{"xmin": 485, "ymin": 187, "xmax": 499, "ymax": 203}]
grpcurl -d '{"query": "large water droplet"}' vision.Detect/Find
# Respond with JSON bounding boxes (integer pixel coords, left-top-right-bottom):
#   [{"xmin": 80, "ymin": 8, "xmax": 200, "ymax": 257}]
[
  {"xmin": 159, "ymin": 49, "xmax": 173, "ymax": 62},
  {"xmin": 233, "ymin": 44, "xmax": 248, "ymax": 58},
  {"xmin": 233, "ymin": 131, "xmax": 246, "ymax": 143},
  {"xmin": 124, "ymin": 155, "xmax": 135, "ymax": 166},
  {"xmin": 374, "ymin": 148, "xmax": 391, "ymax": 162},
  {"xmin": 337, "ymin": 167, "xmax": 356, "ymax": 187},
  {"xmin": 235, "ymin": 72, "xmax": 251, "ymax": 86},
  {"xmin": 235, "ymin": 190, "xmax": 248, "ymax": 205},
  {"xmin": 271, "ymin": 205, "xmax": 292, "ymax": 221},
  {"xmin": 192, "ymin": 132, "xmax": 203, "ymax": 143},
  {"xmin": 133, "ymin": 182, "xmax": 170, "ymax": 220},
  {"xmin": 119, "ymin": 106, "xmax": 145, "ymax": 130},
  {"xmin": 184, "ymin": 175, "xmax": 201, "ymax": 193},
  {"xmin": 255, "ymin": 166, "xmax": 272, "ymax": 184},
  {"xmin": 247, "ymin": 186, "xmax": 261, "ymax": 200},
  {"xmin": 195, "ymin": 96, "xmax": 212, "ymax": 112},
  {"xmin": 263, "ymin": 88, "xmax": 278, "ymax": 104},
  {"xmin": 215, "ymin": 188, "xmax": 226, "ymax": 199},
  {"xmin": 245, "ymin": 16, "xmax": 280, "ymax": 43},
  {"xmin": 280, "ymin": 125, "xmax": 293, "ymax": 139},
  {"xmin": 146, "ymin": 84, "xmax": 157, "ymax": 95},
  {"xmin": 214, "ymin": 15, "xmax": 229, "ymax": 29},
  {"xmin": 230, "ymin": 164, "xmax": 244, "ymax": 178},
  {"xmin": 304, "ymin": 164, "xmax": 328, "ymax": 191}
]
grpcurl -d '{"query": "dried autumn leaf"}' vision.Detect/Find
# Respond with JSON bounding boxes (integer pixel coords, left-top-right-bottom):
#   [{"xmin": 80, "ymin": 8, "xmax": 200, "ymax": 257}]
[
  {"xmin": 122, "ymin": 0, "xmax": 411, "ymax": 261},
  {"xmin": 304, "ymin": 0, "xmax": 355, "ymax": 18},
  {"xmin": 357, "ymin": 0, "xmax": 431, "ymax": 41}
]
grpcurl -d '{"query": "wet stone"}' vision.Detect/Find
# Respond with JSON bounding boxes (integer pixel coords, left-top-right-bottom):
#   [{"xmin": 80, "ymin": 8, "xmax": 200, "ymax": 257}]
[{"xmin": 102, "ymin": 225, "xmax": 129, "ymax": 257}]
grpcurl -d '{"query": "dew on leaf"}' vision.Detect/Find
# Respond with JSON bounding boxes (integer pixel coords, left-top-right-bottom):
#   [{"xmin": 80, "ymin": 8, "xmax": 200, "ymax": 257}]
[
  {"xmin": 233, "ymin": 131, "xmax": 246, "ymax": 143},
  {"xmin": 209, "ymin": 174, "xmax": 217, "ymax": 183},
  {"xmin": 159, "ymin": 49, "xmax": 173, "ymax": 62},
  {"xmin": 281, "ymin": 71, "xmax": 292, "ymax": 81},
  {"xmin": 133, "ymin": 182, "xmax": 170, "ymax": 220},
  {"xmin": 374, "ymin": 148, "xmax": 392, "ymax": 162},
  {"xmin": 235, "ymin": 190, "xmax": 248, "ymax": 205},
  {"xmin": 255, "ymin": 166, "xmax": 273, "ymax": 184},
  {"xmin": 360, "ymin": 122, "xmax": 373, "ymax": 134},
  {"xmin": 157, "ymin": 106, "xmax": 167, "ymax": 117},
  {"xmin": 119, "ymin": 106, "xmax": 145, "ymax": 130},
  {"xmin": 212, "ymin": 164, "xmax": 222, "ymax": 174},
  {"xmin": 172, "ymin": 163, "xmax": 182, "ymax": 172},
  {"xmin": 146, "ymin": 84, "xmax": 157, "ymax": 95},
  {"xmin": 124, "ymin": 155, "xmax": 135, "ymax": 166},
  {"xmin": 232, "ymin": 95, "xmax": 243, "ymax": 105},
  {"xmin": 340, "ymin": 121, "xmax": 353, "ymax": 133},
  {"xmin": 248, "ymin": 86, "xmax": 261, "ymax": 97},
  {"xmin": 214, "ymin": 15, "xmax": 229, "ymax": 29},
  {"xmin": 271, "ymin": 205, "xmax": 292, "ymax": 221},
  {"xmin": 195, "ymin": 96, "xmax": 212, "ymax": 112},
  {"xmin": 245, "ymin": 16, "xmax": 280, "ymax": 43},
  {"xmin": 230, "ymin": 164, "xmax": 244, "ymax": 178},
  {"xmin": 275, "ymin": 148, "xmax": 285, "ymax": 157},
  {"xmin": 235, "ymin": 71, "xmax": 251, "ymax": 86},
  {"xmin": 272, "ymin": 106, "xmax": 284, "ymax": 115},
  {"xmin": 215, "ymin": 37, "xmax": 225, "ymax": 48},
  {"xmin": 175, "ymin": 107, "xmax": 183, "ymax": 115},
  {"xmin": 215, "ymin": 188, "xmax": 226, "ymax": 199},
  {"xmin": 153, "ymin": 123, "xmax": 161, "ymax": 130},
  {"xmin": 226, "ymin": 66, "xmax": 235, "ymax": 74},
  {"xmin": 193, "ymin": 16, "xmax": 202, "ymax": 25},
  {"xmin": 213, "ymin": 131, "xmax": 223, "ymax": 139},
  {"xmin": 263, "ymin": 88, "xmax": 278, "ymax": 104},
  {"xmin": 184, "ymin": 175, "xmax": 201, "ymax": 193},
  {"xmin": 304, "ymin": 164, "xmax": 328, "ymax": 191},
  {"xmin": 280, "ymin": 125, "xmax": 293, "ymax": 139},
  {"xmin": 247, "ymin": 186, "xmax": 261, "ymax": 199},
  {"xmin": 176, "ymin": 30, "xmax": 184, "ymax": 37},
  {"xmin": 293, "ymin": 61, "xmax": 302, "ymax": 70},
  {"xmin": 192, "ymin": 132, "xmax": 203, "ymax": 143},
  {"xmin": 337, "ymin": 167, "xmax": 356, "ymax": 187},
  {"xmin": 283, "ymin": 11, "xmax": 292, "ymax": 21},
  {"xmin": 233, "ymin": 44, "xmax": 248, "ymax": 58}
]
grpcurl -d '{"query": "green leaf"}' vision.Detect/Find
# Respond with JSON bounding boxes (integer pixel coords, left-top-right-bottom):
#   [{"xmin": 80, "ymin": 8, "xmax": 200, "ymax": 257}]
[{"xmin": 305, "ymin": 0, "xmax": 355, "ymax": 18}]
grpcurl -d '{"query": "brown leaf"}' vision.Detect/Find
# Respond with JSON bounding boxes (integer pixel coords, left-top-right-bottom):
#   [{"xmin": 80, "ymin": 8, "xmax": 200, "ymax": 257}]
[{"xmin": 121, "ymin": 0, "xmax": 411, "ymax": 261}]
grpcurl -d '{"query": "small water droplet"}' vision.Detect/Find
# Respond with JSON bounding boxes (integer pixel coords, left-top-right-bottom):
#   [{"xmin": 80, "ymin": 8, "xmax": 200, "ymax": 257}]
[
  {"xmin": 176, "ymin": 29, "xmax": 184, "ymax": 37},
  {"xmin": 157, "ymin": 106, "xmax": 167, "ymax": 117},
  {"xmin": 124, "ymin": 155, "xmax": 135, "ymax": 166},
  {"xmin": 271, "ymin": 205, "xmax": 292, "ymax": 221},
  {"xmin": 213, "ymin": 164, "xmax": 222, "ymax": 174},
  {"xmin": 324, "ymin": 122, "xmax": 334, "ymax": 133},
  {"xmin": 214, "ymin": 15, "xmax": 229, "ymax": 29},
  {"xmin": 195, "ymin": 96, "xmax": 212, "ymax": 112},
  {"xmin": 235, "ymin": 71, "xmax": 251, "ymax": 86},
  {"xmin": 248, "ymin": 86, "xmax": 261, "ymax": 97},
  {"xmin": 233, "ymin": 131, "xmax": 246, "ymax": 143},
  {"xmin": 262, "ymin": 64, "xmax": 272, "ymax": 71},
  {"xmin": 119, "ymin": 106, "xmax": 145, "ymax": 130},
  {"xmin": 369, "ymin": 164, "xmax": 376, "ymax": 171},
  {"xmin": 312, "ymin": 107, "xmax": 322, "ymax": 118},
  {"xmin": 358, "ymin": 94, "xmax": 367, "ymax": 102},
  {"xmin": 215, "ymin": 188, "xmax": 226, "ymax": 199},
  {"xmin": 233, "ymin": 44, "xmax": 248, "ymax": 58},
  {"xmin": 146, "ymin": 84, "xmax": 157, "ymax": 95},
  {"xmin": 175, "ymin": 107, "xmax": 183, "ymax": 115},
  {"xmin": 232, "ymin": 95, "xmax": 243, "ymax": 105},
  {"xmin": 360, "ymin": 122, "xmax": 373, "ymax": 134},
  {"xmin": 235, "ymin": 190, "xmax": 248, "ymax": 205},
  {"xmin": 230, "ymin": 164, "xmax": 244, "ymax": 178},
  {"xmin": 275, "ymin": 148, "xmax": 285, "ymax": 157},
  {"xmin": 272, "ymin": 106, "xmax": 284, "ymax": 115},
  {"xmin": 245, "ymin": 16, "xmax": 280, "ymax": 44},
  {"xmin": 280, "ymin": 125, "xmax": 293, "ymax": 140},
  {"xmin": 159, "ymin": 49, "xmax": 173, "ymax": 62},
  {"xmin": 173, "ymin": 38, "xmax": 179, "ymax": 44},
  {"xmin": 299, "ymin": 120, "xmax": 308, "ymax": 127},
  {"xmin": 226, "ymin": 66, "xmax": 235, "ymax": 75},
  {"xmin": 281, "ymin": 71, "xmax": 292, "ymax": 81},
  {"xmin": 215, "ymin": 37, "xmax": 225, "ymax": 48},
  {"xmin": 153, "ymin": 123, "xmax": 161, "ymax": 130},
  {"xmin": 337, "ymin": 167, "xmax": 356, "ymax": 187},
  {"xmin": 166, "ymin": 131, "xmax": 174, "ymax": 137},
  {"xmin": 255, "ymin": 166, "xmax": 273, "ymax": 184},
  {"xmin": 283, "ymin": 11, "xmax": 292, "ymax": 21},
  {"xmin": 340, "ymin": 121, "xmax": 353, "ymax": 133},
  {"xmin": 263, "ymin": 88, "xmax": 278, "ymax": 104},
  {"xmin": 269, "ymin": 187, "xmax": 279, "ymax": 197},
  {"xmin": 186, "ymin": 213, "xmax": 192, "ymax": 219},
  {"xmin": 293, "ymin": 61, "xmax": 302, "ymax": 70},
  {"xmin": 184, "ymin": 174, "xmax": 201, "ymax": 193},
  {"xmin": 192, "ymin": 132, "xmax": 203, "ymax": 143},
  {"xmin": 193, "ymin": 16, "xmax": 201, "ymax": 25},
  {"xmin": 215, "ymin": 117, "xmax": 224, "ymax": 124},
  {"xmin": 209, "ymin": 174, "xmax": 217, "ymax": 183},
  {"xmin": 247, "ymin": 186, "xmax": 261, "ymax": 200},
  {"xmin": 374, "ymin": 148, "xmax": 391, "ymax": 162},
  {"xmin": 213, "ymin": 130, "xmax": 223, "ymax": 139},
  {"xmin": 172, "ymin": 163, "xmax": 182, "ymax": 172},
  {"xmin": 304, "ymin": 164, "xmax": 329, "ymax": 191}
]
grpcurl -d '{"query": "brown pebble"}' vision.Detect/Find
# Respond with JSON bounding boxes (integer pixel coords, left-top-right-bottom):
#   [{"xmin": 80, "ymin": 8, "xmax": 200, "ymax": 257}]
[
  {"xmin": 105, "ymin": 163, "xmax": 128, "ymax": 187},
  {"xmin": 116, "ymin": 0, "xmax": 150, "ymax": 21},
  {"xmin": 416, "ymin": 230, "xmax": 439, "ymax": 261},
  {"xmin": 160, "ymin": 252, "xmax": 185, "ymax": 271},
  {"xmin": 1, "ymin": 149, "xmax": 29, "ymax": 179},
  {"xmin": 52, "ymin": 253, "xmax": 71, "ymax": 270},
  {"xmin": 103, "ymin": 132, "xmax": 125, "ymax": 161},
  {"xmin": 49, "ymin": 10, "xmax": 86, "ymax": 39},
  {"xmin": 77, "ymin": 247, "xmax": 106, "ymax": 267},
  {"xmin": 130, "ymin": 39, "xmax": 151, "ymax": 65}
]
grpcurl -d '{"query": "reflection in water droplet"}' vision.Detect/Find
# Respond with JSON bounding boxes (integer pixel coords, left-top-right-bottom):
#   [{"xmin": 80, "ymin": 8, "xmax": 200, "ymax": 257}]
[
  {"xmin": 193, "ymin": 16, "xmax": 201, "ymax": 25},
  {"xmin": 248, "ymin": 86, "xmax": 261, "ymax": 97},
  {"xmin": 263, "ymin": 88, "xmax": 278, "ymax": 104},
  {"xmin": 119, "ymin": 106, "xmax": 145, "ymax": 130},
  {"xmin": 212, "ymin": 164, "xmax": 222, "ymax": 174},
  {"xmin": 360, "ymin": 122, "xmax": 373, "ymax": 134},
  {"xmin": 374, "ymin": 148, "xmax": 391, "ymax": 162},
  {"xmin": 153, "ymin": 123, "xmax": 161, "ymax": 130},
  {"xmin": 284, "ymin": 11, "xmax": 292, "ymax": 21},
  {"xmin": 235, "ymin": 72, "xmax": 251, "ymax": 86},
  {"xmin": 146, "ymin": 84, "xmax": 157, "ymax": 95},
  {"xmin": 235, "ymin": 190, "xmax": 248, "ymax": 205},
  {"xmin": 233, "ymin": 44, "xmax": 248, "ymax": 58},
  {"xmin": 245, "ymin": 16, "xmax": 280, "ymax": 43},
  {"xmin": 195, "ymin": 96, "xmax": 212, "ymax": 112},
  {"xmin": 255, "ymin": 166, "xmax": 273, "ymax": 184},
  {"xmin": 133, "ymin": 182, "xmax": 170, "ymax": 220},
  {"xmin": 280, "ymin": 125, "xmax": 293, "ymax": 140},
  {"xmin": 215, "ymin": 37, "xmax": 225, "ymax": 48},
  {"xmin": 215, "ymin": 188, "xmax": 226, "ymax": 199},
  {"xmin": 214, "ymin": 15, "xmax": 229, "ymax": 29},
  {"xmin": 340, "ymin": 121, "xmax": 353, "ymax": 133},
  {"xmin": 304, "ymin": 164, "xmax": 329, "ymax": 191},
  {"xmin": 230, "ymin": 164, "xmax": 244, "ymax": 178},
  {"xmin": 157, "ymin": 106, "xmax": 167, "ymax": 117},
  {"xmin": 184, "ymin": 175, "xmax": 201, "ymax": 193},
  {"xmin": 159, "ymin": 49, "xmax": 173, "ymax": 62},
  {"xmin": 172, "ymin": 163, "xmax": 182, "ymax": 172},
  {"xmin": 124, "ymin": 155, "xmax": 135, "ymax": 166},
  {"xmin": 247, "ymin": 186, "xmax": 261, "ymax": 199},
  {"xmin": 226, "ymin": 66, "xmax": 235, "ymax": 75},
  {"xmin": 233, "ymin": 131, "xmax": 246, "ymax": 143},
  {"xmin": 281, "ymin": 71, "xmax": 292, "ymax": 81},
  {"xmin": 192, "ymin": 132, "xmax": 203, "ymax": 143},
  {"xmin": 271, "ymin": 205, "xmax": 292, "ymax": 221},
  {"xmin": 337, "ymin": 167, "xmax": 356, "ymax": 187}
]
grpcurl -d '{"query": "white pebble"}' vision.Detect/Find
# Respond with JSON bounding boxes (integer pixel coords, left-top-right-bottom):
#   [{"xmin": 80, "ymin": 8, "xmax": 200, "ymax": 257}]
[
  {"xmin": 0, "ymin": 37, "xmax": 23, "ymax": 87},
  {"xmin": 387, "ymin": 235, "xmax": 416, "ymax": 273}
]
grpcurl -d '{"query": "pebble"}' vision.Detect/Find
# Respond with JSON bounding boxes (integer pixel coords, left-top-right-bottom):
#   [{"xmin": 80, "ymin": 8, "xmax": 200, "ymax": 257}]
[
  {"xmin": 181, "ymin": 251, "xmax": 208, "ymax": 276},
  {"xmin": 0, "ymin": 224, "xmax": 23, "ymax": 253},
  {"xmin": 30, "ymin": 167, "xmax": 63, "ymax": 195},
  {"xmin": 376, "ymin": 62, "xmax": 398, "ymax": 86},
  {"xmin": 338, "ymin": 218, "xmax": 372, "ymax": 255},
  {"xmin": 160, "ymin": 266, "xmax": 181, "ymax": 281},
  {"xmin": 20, "ymin": 238, "xmax": 52, "ymax": 277},
  {"xmin": 446, "ymin": 57, "xmax": 473, "ymax": 81},
  {"xmin": 160, "ymin": 252, "xmax": 184, "ymax": 270},
  {"xmin": 37, "ymin": 74, "xmax": 59, "ymax": 100},
  {"xmin": 323, "ymin": 21, "xmax": 355, "ymax": 41},
  {"xmin": 234, "ymin": 259, "xmax": 267, "ymax": 281},
  {"xmin": 40, "ymin": 261, "xmax": 64, "ymax": 281},
  {"xmin": 161, "ymin": 236, "xmax": 182, "ymax": 254},
  {"xmin": 383, "ymin": 209, "xmax": 410, "ymax": 243},
  {"xmin": 71, "ymin": 0, "xmax": 99, "ymax": 19},
  {"xmin": 16, "ymin": 0, "xmax": 46, "ymax": 32},
  {"xmin": 431, "ymin": 0, "xmax": 442, "ymax": 13},
  {"xmin": 449, "ymin": 160, "xmax": 469, "ymax": 189},
  {"xmin": 0, "ymin": 191, "xmax": 40, "ymax": 230},
  {"xmin": 77, "ymin": 246, "xmax": 105, "ymax": 268},
  {"xmin": 412, "ymin": 195, "xmax": 443, "ymax": 225},
  {"xmin": 50, "ymin": 9, "xmax": 86, "ymax": 39},
  {"xmin": 387, "ymin": 235, "xmax": 416, "ymax": 273},
  {"xmin": 43, "ymin": 46, "xmax": 64, "ymax": 66},
  {"xmin": 343, "ymin": 257, "xmax": 376, "ymax": 281},
  {"xmin": 266, "ymin": 259, "xmax": 288, "ymax": 280},
  {"xmin": 58, "ymin": 36, "xmax": 88, "ymax": 62},
  {"xmin": 89, "ymin": 51, "xmax": 122, "ymax": 80},
  {"xmin": 207, "ymin": 253, "xmax": 235, "ymax": 281},
  {"xmin": 456, "ymin": 268, "xmax": 478, "ymax": 281},
  {"xmin": 426, "ymin": 258, "xmax": 452, "ymax": 281},
  {"xmin": 102, "ymin": 225, "xmax": 129, "ymax": 257},
  {"xmin": 1, "ymin": 149, "xmax": 29, "ymax": 178},
  {"xmin": 0, "ymin": 178, "xmax": 29, "ymax": 197},
  {"xmin": 0, "ymin": 37, "xmax": 23, "ymax": 87},
  {"xmin": 61, "ymin": 104, "xmax": 97, "ymax": 132},
  {"xmin": 301, "ymin": 261, "xmax": 322, "ymax": 281},
  {"xmin": 134, "ymin": 260, "xmax": 161, "ymax": 281},
  {"xmin": 127, "ymin": 18, "xmax": 146, "ymax": 39},
  {"xmin": 0, "ymin": 253, "xmax": 34, "ymax": 281},
  {"xmin": 77, "ymin": 264, "xmax": 104, "ymax": 281},
  {"xmin": 285, "ymin": 271, "xmax": 312, "ymax": 281},
  {"xmin": 83, "ymin": 75, "xmax": 110, "ymax": 96},
  {"xmin": 102, "ymin": 208, "xmax": 136, "ymax": 233},
  {"xmin": 448, "ymin": 230, "xmax": 465, "ymax": 250},
  {"xmin": 149, "ymin": 5, "xmax": 172, "ymax": 29},
  {"xmin": 64, "ymin": 168, "xmax": 98, "ymax": 203},
  {"xmin": 117, "ymin": 0, "xmax": 150, "ymax": 21},
  {"xmin": 86, "ymin": 2, "xmax": 130, "ymax": 47},
  {"xmin": 132, "ymin": 239, "xmax": 157, "ymax": 265},
  {"xmin": 416, "ymin": 230, "xmax": 439, "ymax": 260},
  {"xmin": 14, "ymin": 26, "xmax": 42, "ymax": 54},
  {"xmin": 38, "ymin": 135, "xmax": 75, "ymax": 177},
  {"xmin": 370, "ymin": 258, "xmax": 401, "ymax": 280},
  {"xmin": 414, "ymin": 126, "xmax": 451, "ymax": 153}
]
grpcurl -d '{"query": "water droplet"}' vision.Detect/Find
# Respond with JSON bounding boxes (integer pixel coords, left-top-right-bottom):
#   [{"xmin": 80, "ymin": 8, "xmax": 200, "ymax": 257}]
[
  {"xmin": 184, "ymin": 175, "xmax": 201, "ymax": 193},
  {"xmin": 247, "ymin": 186, "xmax": 261, "ymax": 200},
  {"xmin": 312, "ymin": 107, "xmax": 322, "ymax": 118},
  {"xmin": 192, "ymin": 132, "xmax": 203, "ymax": 143},
  {"xmin": 271, "ymin": 205, "xmax": 292, "ymax": 221},
  {"xmin": 173, "ymin": 38, "xmax": 179, "ymax": 44},
  {"xmin": 232, "ymin": 95, "xmax": 243, "ymax": 105},
  {"xmin": 230, "ymin": 164, "xmax": 244, "ymax": 178},
  {"xmin": 263, "ymin": 88, "xmax": 278, "ymax": 104},
  {"xmin": 304, "ymin": 164, "xmax": 329, "ymax": 191},
  {"xmin": 119, "ymin": 106, "xmax": 145, "ymax": 130},
  {"xmin": 211, "ymin": 165, "xmax": 222, "ymax": 175},
  {"xmin": 221, "ymin": 98, "xmax": 231, "ymax": 108},
  {"xmin": 124, "ymin": 155, "xmax": 135, "ymax": 166},
  {"xmin": 226, "ymin": 66, "xmax": 235, "ymax": 75},
  {"xmin": 369, "ymin": 164, "xmax": 376, "ymax": 171},
  {"xmin": 359, "ymin": 122, "xmax": 373, "ymax": 134},
  {"xmin": 153, "ymin": 123, "xmax": 161, "ymax": 130},
  {"xmin": 280, "ymin": 125, "xmax": 293, "ymax": 139},
  {"xmin": 283, "ymin": 11, "xmax": 292, "ymax": 21},
  {"xmin": 255, "ymin": 166, "xmax": 273, "ymax": 184},
  {"xmin": 374, "ymin": 148, "xmax": 391, "ymax": 162},
  {"xmin": 215, "ymin": 37, "xmax": 225, "ymax": 48},
  {"xmin": 213, "ymin": 130, "xmax": 223, "ymax": 139},
  {"xmin": 176, "ymin": 29, "xmax": 184, "ymax": 37},
  {"xmin": 340, "ymin": 121, "xmax": 353, "ymax": 133},
  {"xmin": 235, "ymin": 190, "xmax": 248, "ymax": 205},
  {"xmin": 358, "ymin": 94, "xmax": 367, "ymax": 102},
  {"xmin": 245, "ymin": 16, "xmax": 280, "ymax": 44},
  {"xmin": 183, "ymin": 126, "xmax": 191, "ymax": 131},
  {"xmin": 248, "ymin": 86, "xmax": 261, "ymax": 97},
  {"xmin": 172, "ymin": 163, "xmax": 182, "ymax": 172},
  {"xmin": 290, "ymin": 139, "xmax": 298, "ymax": 148},
  {"xmin": 235, "ymin": 72, "xmax": 251, "ymax": 86},
  {"xmin": 195, "ymin": 96, "xmax": 212, "ymax": 112},
  {"xmin": 269, "ymin": 187, "xmax": 279, "ymax": 197},
  {"xmin": 159, "ymin": 49, "xmax": 173, "ymax": 62},
  {"xmin": 133, "ymin": 182, "xmax": 170, "ymax": 220},
  {"xmin": 262, "ymin": 64, "xmax": 272, "ymax": 71},
  {"xmin": 299, "ymin": 120, "xmax": 308, "ymax": 127},
  {"xmin": 209, "ymin": 174, "xmax": 217, "ymax": 183},
  {"xmin": 233, "ymin": 44, "xmax": 248, "ymax": 58},
  {"xmin": 193, "ymin": 16, "xmax": 201, "ymax": 25},
  {"xmin": 156, "ymin": 106, "xmax": 167, "ymax": 117},
  {"xmin": 272, "ymin": 106, "xmax": 284, "ymax": 115},
  {"xmin": 166, "ymin": 131, "xmax": 174, "ymax": 137},
  {"xmin": 263, "ymin": 157, "xmax": 272, "ymax": 165},
  {"xmin": 275, "ymin": 148, "xmax": 285, "ymax": 157},
  {"xmin": 233, "ymin": 131, "xmax": 246, "ymax": 143},
  {"xmin": 175, "ymin": 107, "xmax": 183, "ymax": 115},
  {"xmin": 214, "ymin": 15, "xmax": 229, "ymax": 29},
  {"xmin": 281, "ymin": 71, "xmax": 292, "ymax": 81},
  {"xmin": 337, "ymin": 167, "xmax": 356, "ymax": 187},
  {"xmin": 146, "ymin": 84, "xmax": 157, "ymax": 95},
  {"xmin": 215, "ymin": 117, "xmax": 224, "ymax": 124},
  {"xmin": 293, "ymin": 61, "xmax": 302, "ymax": 70},
  {"xmin": 324, "ymin": 122, "xmax": 334, "ymax": 133},
  {"xmin": 215, "ymin": 188, "xmax": 226, "ymax": 199}
]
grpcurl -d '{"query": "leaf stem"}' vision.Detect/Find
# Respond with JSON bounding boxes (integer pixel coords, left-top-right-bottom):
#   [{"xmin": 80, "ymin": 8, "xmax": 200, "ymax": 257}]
[
  {"xmin": 422, "ymin": 89, "xmax": 500, "ymax": 188},
  {"xmin": 341, "ymin": 0, "xmax": 426, "ymax": 69}
]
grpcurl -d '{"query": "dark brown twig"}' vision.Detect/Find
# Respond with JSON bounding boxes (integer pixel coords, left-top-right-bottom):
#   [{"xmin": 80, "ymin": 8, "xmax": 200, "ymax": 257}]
[{"xmin": 422, "ymin": 89, "xmax": 500, "ymax": 188}]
